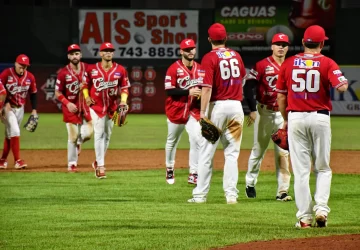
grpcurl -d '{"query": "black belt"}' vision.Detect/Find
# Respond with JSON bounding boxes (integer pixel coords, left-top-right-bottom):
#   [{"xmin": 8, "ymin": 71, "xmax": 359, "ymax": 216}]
[{"xmin": 291, "ymin": 110, "xmax": 329, "ymax": 116}]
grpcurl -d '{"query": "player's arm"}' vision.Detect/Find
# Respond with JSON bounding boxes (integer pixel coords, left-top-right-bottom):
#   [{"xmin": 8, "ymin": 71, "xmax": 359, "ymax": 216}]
[
  {"xmin": 199, "ymin": 56, "xmax": 214, "ymax": 118},
  {"xmin": 0, "ymin": 81, "xmax": 6, "ymax": 111},
  {"xmin": 29, "ymin": 74, "xmax": 38, "ymax": 116},
  {"xmin": 328, "ymin": 62, "xmax": 348, "ymax": 93},
  {"xmin": 82, "ymin": 70, "xmax": 95, "ymax": 106},
  {"xmin": 119, "ymin": 69, "xmax": 131, "ymax": 106},
  {"xmin": 276, "ymin": 64, "xmax": 288, "ymax": 128}
]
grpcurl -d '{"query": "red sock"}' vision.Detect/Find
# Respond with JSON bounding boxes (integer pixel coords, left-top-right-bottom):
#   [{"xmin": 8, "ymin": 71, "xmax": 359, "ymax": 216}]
[
  {"xmin": 1, "ymin": 138, "xmax": 11, "ymax": 159},
  {"xmin": 10, "ymin": 136, "xmax": 20, "ymax": 161}
]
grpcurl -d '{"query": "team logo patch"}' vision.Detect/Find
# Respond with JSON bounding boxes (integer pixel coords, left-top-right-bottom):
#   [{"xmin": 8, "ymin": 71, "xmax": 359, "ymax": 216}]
[
  {"xmin": 91, "ymin": 70, "xmax": 99, "ymax": 76},
  {"xmin": 198, "ymin": 69, "xmax": 205, "ymax": 77},
  {"xmin": 177, "ymin": 69, "xmax": 184, "ymax": 76},
  {"xmin": 294, "ymin": 58, "xmax": 320, "ymax": 68},
  {"xmin": 7, "ymin": 76, "xmax": 13, "ymax": 81},
  {"xmin": 26, "ymin": 79, "xmax": 31, "ymax": 83},
  {"xmin": 333, "ymin": 70, "xmax": 342, "ymax": 76},
  {"xmin": 65, "ymin": 74, "xmax": 72, "ymax": 82},
  {"xmin": 338, "ymin": 76, "xmax": 347, "ymax": 82},
  {"xmin": 265, "ymin": 66, "xmax": 274, "ymax": 74}
]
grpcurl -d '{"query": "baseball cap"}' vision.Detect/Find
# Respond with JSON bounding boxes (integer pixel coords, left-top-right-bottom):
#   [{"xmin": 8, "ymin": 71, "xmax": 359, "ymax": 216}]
[
  {"xmin": 15, "ymin": 54, "xmax": 30, "ymax": 66},
  {"xmin": 100, "ymin": 42, "xmax": 115, "ymax": 51},
  {"xmin": 272, "ymin": 33, "xmax": 290, "ymax": 44},
  {"xmin": 67, "ymin": 44, "xmax": 81, "ymax": 53},
  {"xmin": 180, "ymin": 39, "xmax": 196, "ymax": 49},
  {"xmin": 303, "ymin": 25, "xmax": 328, "ymax": 43},
  {"xmin": 208, "ymin": 23, "xmax": 227, "ymax": 40}
]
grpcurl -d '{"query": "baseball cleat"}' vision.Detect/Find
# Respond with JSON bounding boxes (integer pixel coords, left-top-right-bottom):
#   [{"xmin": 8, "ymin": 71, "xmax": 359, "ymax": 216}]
[
  {"xmin": 245, "ymin": 186, "xmax": 256, "ymax": 198},
  {"xmin": 14, "ymin": 159, "xmax": 27, "ymax": 169},
  {"xmin": 315, "ymin": 214, "xmax": 328, "ymax": 228},
  {"xmin": 226, "ymin": 197, "xmax": 238, "ymax": 204},
  {"xmin": 187, "ymin": 173, "xmax": 197, "ymax": 185},
  {"xmin": 276, "ymin": 193, "xmax": 293, "ymax": 201},
  {"xmin": 68, "ymin": 165, "xmax": 78, "ymax": 173},
  {"xmin": 92, "ymin": 161, "xmax": 106, "ymax": 179},
  {"xmin": 0, "ymin": 159, "xmax": 8, "ymax": 169},
  {"xmin": 166, "ymin": 168, "xmax": 175, "ymax": 184},
  {"xmin": 295, "ymin": 220, "xmax": 312, "ymax": 229},
  {"xmin": 187, "ymin": 198, "xmax": 206, "ymax": 204}
]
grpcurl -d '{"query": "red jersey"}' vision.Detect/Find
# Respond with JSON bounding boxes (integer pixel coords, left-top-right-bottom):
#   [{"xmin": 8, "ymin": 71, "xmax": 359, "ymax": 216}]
[
  {"xmin": 0, "ymin": 68, "xmax": 37, "ymax": 107},
  {"xmin": 276, "ymin": 53, "xmax": 348, "ymax": 111},
  {"xmin": 247, "ymin": 56, "xmax": 281, "ymax": 107},
  {"xmin": 0, "ymin": 80, "xmax": 5, "ymax": 95},
  {"xmin": 86, "ymin": 62, "xmax": 130, "ymax": 118},
  {"xmin": 56, "ymin": 62, "xmax": 91, "ymax": 124},
  {"xmin": 164, "ymin": 60, "xmax": 204, "ymax": 124},
  {"xmin": 201, "ymin": 48, "xmax": 246, "ymax": 102}
]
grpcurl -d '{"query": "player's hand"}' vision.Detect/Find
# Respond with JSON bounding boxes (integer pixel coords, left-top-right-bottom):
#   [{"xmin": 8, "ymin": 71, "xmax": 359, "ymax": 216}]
[
  {"xmin": 85, "ymin": 96, "xmax": 95, "ymax": 107},
  {"xmin": 66, "ymin": 102, "xmax": 78, "ymax": 113},
  {"xmin": 246, "ymin": 111, "xmax": 256, "ymax": 127},
  {"xmin": 189, "ymin": 87, "xmax": 201, "ymax": 97},
  {"xmin": 0, "ymin": 108, "xmax": 5, "ymax": 123},
  {"xmin": 4, "ymin": 102, "xmax": 11, "ymax": 113}
]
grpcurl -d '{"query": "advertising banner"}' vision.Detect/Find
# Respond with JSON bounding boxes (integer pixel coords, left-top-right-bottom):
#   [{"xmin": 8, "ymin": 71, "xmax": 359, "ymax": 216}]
[
  {"xmin": 215, "ymin": 0, "xmax": 336, "ymax": 57},
  {"xmin": 79, "ymin": 9, "xmax": 199, "ymax": 59}
]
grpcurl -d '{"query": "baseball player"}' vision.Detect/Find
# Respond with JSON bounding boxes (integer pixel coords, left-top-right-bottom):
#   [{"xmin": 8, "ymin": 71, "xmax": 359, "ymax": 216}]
[
  {"xmin": 0, "ymin": 54, "xmax": 38, "ymax": 169},
  {"xmin": 188, "ymin": 23, "xmax": 246, "ymax": 204},
  {"xmin": 164, "ymin": 38, "xmax": 203, "ymax": 185},
  {"xmin": 55, "ymin": 44, "xmax": 93, "ymax": 172},
  {"xmin": 243, "ymin": 33, "xmax": 292, "ymax": 201},
  {"xmin": 276, "ymin": 25, "xmax": 348, "ymax": 228},
  {"xmin": 83, "ymin": 42, "xmax": 130, "ymax": 179}
]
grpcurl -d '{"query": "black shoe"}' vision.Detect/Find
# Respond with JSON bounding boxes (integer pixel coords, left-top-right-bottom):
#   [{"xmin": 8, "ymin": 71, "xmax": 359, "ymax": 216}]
[
  {"xmin": 276, "ymin": 193, "xmax": 292, "ymax": 201},
  {"xmin": 246, "ymin": 186, "xmax": 256, "ymax": 198}
]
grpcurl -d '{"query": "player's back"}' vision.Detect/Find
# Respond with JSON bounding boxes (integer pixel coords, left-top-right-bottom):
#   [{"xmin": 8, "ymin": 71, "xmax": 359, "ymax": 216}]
[
  {"xmin": 281, "ymin": 53, "xmax": 339, "ymax": 111},
  {"xmin": 201, "ymin": 48, "xmax": 246, "ymax": 102}
]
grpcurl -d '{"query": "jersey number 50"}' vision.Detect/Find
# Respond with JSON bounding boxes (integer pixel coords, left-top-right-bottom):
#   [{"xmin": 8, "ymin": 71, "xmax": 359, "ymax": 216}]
[
  {"xmin": 219, "ymin": 58, "xmax": 240, "ymax": 80},
  {"xmin": 291, "ymin": 69, "xmax": 320, "ymax": 92}
]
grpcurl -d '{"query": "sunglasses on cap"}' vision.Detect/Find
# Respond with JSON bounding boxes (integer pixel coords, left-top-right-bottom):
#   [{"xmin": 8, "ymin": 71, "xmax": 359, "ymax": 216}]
[{"xmin": 273, "ymin": 42, "xmax": 289, "ymax": 48}]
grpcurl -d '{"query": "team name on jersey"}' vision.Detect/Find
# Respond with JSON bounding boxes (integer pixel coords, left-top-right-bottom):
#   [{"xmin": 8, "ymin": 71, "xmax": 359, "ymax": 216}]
[
  {"xmin": 293, "ymin": 58, "xmax": 320, "ymax": 69},
  {"xmin": 177, "ymin": 76, "xmax": 200, "ymax": 90},
  {"xmin": 5, "ymin": 82, "xmax": 30, "ymax": 95},
  {"xmin": 66, "ymin": 81, "xmax": 80, "ymax": 94},
  {"xmin": 93, "ymin": 78, "xmax": 118, "ymax": 91}
]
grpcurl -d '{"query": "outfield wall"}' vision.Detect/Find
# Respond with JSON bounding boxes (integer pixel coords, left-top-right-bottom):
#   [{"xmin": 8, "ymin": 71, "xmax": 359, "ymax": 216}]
[{"xmin": 1, "ymin": 64, "xmax": 357, "ymax": 116}]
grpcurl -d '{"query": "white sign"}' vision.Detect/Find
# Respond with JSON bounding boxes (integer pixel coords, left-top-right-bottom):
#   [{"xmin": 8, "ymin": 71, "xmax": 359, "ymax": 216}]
[
  {"xmin": 79, "ymin": 10, "xmax": 199, "ymax": 59},
  {"xmin": 331, "ymin": 66, "xmax": 360, "ymax": 115}
]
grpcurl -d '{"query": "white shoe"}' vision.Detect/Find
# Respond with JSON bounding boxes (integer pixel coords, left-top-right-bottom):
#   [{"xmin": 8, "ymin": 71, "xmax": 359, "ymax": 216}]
[
  {"xmin": 187, "ymin": 198, "xmax": 206, "ymax": 203},
  {"xmin": 166, "ymin": 168, "xmax": 175, "ymax": 184},
  {"xmin": 226, "ymin": 197, "xmax": 238, "ymax": 204}
]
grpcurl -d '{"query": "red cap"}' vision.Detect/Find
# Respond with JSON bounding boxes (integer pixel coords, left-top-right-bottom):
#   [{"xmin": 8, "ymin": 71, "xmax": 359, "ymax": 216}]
[
  {"xmin": 303, "ymin": 25, "xmax": 328, "ymax": 43},
  {"xmin": 272, "ymin": 33, "xmax": 290, "ymax": 44},
  {"xmin": 67, "ymin": 44, "xmax": 81, "ymax": 53},
  {"xmin": 15, "ymin": 54, "xmax": 30, "ymax": 66},
  {"xmin": 180, "ymin": 39, "xmax": 196, "ymax": 49},
  {"xmin": 208, "ymin": 23, "xmax": 227, "ymax": 40},
  {"xmin": 100, "ymin": 42, "xmax": 115, "ymax": 51}
]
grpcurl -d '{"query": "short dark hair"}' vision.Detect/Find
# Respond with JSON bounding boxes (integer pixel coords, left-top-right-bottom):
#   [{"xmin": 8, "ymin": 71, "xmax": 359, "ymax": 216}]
[
  {"xmin": 211, "ymin": 39, "xmax": 226, "ymax": 46},
  {"xmin": 304, "ymin": 42, "xmax": 321, "ymax": 49}
]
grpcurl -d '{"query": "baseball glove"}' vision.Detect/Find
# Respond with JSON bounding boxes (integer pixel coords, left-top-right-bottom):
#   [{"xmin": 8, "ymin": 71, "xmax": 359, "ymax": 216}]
[
  {"xmin": 24, "ymin": 115, "xmax": 39, "ymax": 132},
  {"xmin": 199, "ymin": 118, "xmax": 222, "ymax": 144},
  {"xmin": 112, "ymin": 104, "xmax": 128, "ymax": 127},
  {"xmin": 271, "ymin": 129, "xmax": 289, "ymax": 150}
]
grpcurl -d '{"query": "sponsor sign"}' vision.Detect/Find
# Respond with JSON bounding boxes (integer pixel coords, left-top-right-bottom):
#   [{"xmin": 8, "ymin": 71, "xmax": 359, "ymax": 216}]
[
  {"xmin": 215, "ymin": 0, "xmax": 336, "ymax": 56},
  {"xmin": 79, "ymin": 9, "xmax": 199, "ymax": 59}
]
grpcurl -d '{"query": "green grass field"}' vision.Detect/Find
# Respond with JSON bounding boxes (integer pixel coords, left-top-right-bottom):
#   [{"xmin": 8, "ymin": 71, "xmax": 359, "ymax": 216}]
[
  {"xmin": 1, "ymin": 114, "xmax": 359, "ymax": 150},
  {"xmin": 0, "ymin": 114, "xmax": 359, "ymax": 249}
]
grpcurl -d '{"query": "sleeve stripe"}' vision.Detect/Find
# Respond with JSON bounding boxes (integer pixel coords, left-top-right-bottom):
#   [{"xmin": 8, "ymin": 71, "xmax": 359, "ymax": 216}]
[
  {"xmin": 335, "ymin": 81, "xmax": 348, "ymax": 89},
  {"xmin": 276, "ymin": 88, "xmax": 287, "ymax": 93}
]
